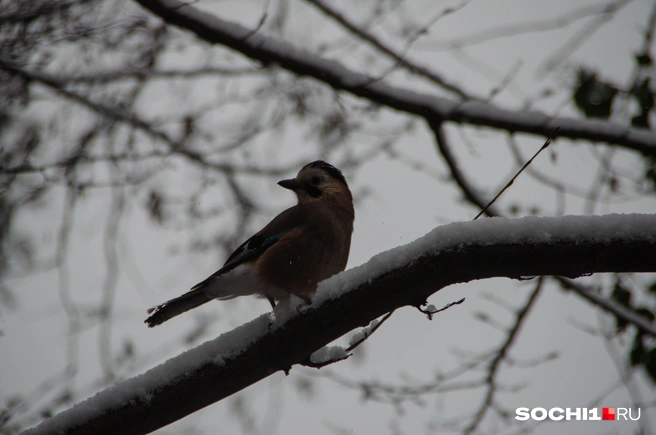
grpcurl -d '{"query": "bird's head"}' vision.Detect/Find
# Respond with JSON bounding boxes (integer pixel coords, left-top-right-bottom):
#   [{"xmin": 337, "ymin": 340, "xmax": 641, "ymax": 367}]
[{"xmin": 278, "ymin": 160, "xmax": 353, "ymax": 209}]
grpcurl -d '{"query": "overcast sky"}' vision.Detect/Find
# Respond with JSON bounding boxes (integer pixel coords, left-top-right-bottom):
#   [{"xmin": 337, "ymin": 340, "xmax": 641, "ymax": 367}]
[{"xmin": 3, "ymin": 0, "xmax": 656, "ymax": 434}]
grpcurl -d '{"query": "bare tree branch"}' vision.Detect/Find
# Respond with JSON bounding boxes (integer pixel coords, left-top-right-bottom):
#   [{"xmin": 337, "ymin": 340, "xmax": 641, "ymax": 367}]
[
  {"xmin": 425, "ymin": 0, "xmax": 630, "ymax": 50},
  {"xmin": 62, "ymin": 66, "xmax": 263, "ymax": 83},
  {"xmin": 0, "ymin": 57, "xmax": 308, "ymax": 178},
  {"xmin": 464, "ymin": 277, "xmax": 544, "ymax": 434},
  {"xmin": 539, "ymin": 0, "xmax": 634, "ymax": 73},
  {"xmin": 555, "ymin": 276, "xmax": 656, "ymax": 336},
  {"xmin": 0, "ymin": 0, "xmax": 82, "ymax": 24},
  {"xmin": 429, "ymin": 119, "xmax": 502, "ymax": 217},
  {"xmin": 132, "ymin": 0, "xmax": 656, "ymax": 156}
]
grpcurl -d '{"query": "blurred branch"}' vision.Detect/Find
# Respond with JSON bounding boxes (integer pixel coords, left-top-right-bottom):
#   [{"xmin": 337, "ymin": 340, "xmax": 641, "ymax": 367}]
[
  {"xmin": 314, "ymin": 354, "xmax": 491, "ymax": 405},
  {"xmin": 0, "ymin": 0, "xmax": 81, "ymax": 24},
  {"xmin": 584, "ymin": 148, "xmax": 615, "ymax": 214},
  {"xmin": 62, "ymin": 66, "xmax": 263, "ymax": 83},
  {"xmin": 464, "ymin": 277, "xmax": 544, "ymax": 434},
  {"xmin": 601, "ymin": 321, "xmax": 655, "ymax": 435},
  {"xmin": 304, "ymin": 0, "xmax": 473, "ymax": 99},
  {"xmin": 0, "ymin": 57, "xmax": 178, "ymax": 148},
  {"xmin": 429, "ymin": 120, "xmax": 502, "ymax": 217},
  {"xmin": 133, "ymin": 0, "xmax": 656, "ymax": 156},
  {"xmin": 555, "ymin": 276, "xmax": 656, "ymax": 336},
  {"xmin": 55, "ymin": 188, "xmax": 81, "ymax": 393},
  {"xmin": 0, "ymin": 58, "xmax": 301, "ymax": 177},
  {"xmin": 23, "ymin": 213, "xmax": 656, "ymax": 435},
  {"xmin": 427, "ymin": 0, "xmax": 630, "ymax": 50},
  {"xmin": 640, "ymin": 1, "xmax": 656, "ymax": 56},
  {"xmin": 539, "ymin": 0, "xmax": 634, "ymax": 73},
  {"xmin": 98, "ymin": 183, "xmax": 126, "ymax": 382},
  {"xmin": 506, "ymin": 134, "xmax": 589, "ymax": 200}
]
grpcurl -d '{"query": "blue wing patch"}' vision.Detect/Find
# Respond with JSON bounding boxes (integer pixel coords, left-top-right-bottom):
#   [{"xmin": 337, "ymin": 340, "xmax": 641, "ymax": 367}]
[
  {"xmin": 258, "ymin": 227, "xmax": 298, "ymax": 249},
  {"xmin": 190, "ymin": 225, "xmax": 303, "ymax": 290}
]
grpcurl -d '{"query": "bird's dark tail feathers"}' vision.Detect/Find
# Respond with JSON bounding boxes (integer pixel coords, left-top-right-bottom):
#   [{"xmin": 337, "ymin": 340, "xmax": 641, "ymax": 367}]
[{"xmin": 145, "ymin": 288, "xmax": 215, "ymax": 327}]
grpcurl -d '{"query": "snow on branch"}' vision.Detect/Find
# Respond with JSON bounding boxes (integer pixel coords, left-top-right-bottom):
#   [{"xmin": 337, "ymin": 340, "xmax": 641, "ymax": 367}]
[
  {"xmin": 23, "ymin": 214, "xmax": 656, "ymax": 435},
  {"xmin": 133, "ymin": 0, "xmax": 656, "ymax": 156}
]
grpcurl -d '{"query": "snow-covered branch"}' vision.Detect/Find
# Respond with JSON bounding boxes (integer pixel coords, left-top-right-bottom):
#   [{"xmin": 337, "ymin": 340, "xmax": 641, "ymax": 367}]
[
  {"xmin": 133, "ymin": 0, "xmax": 656, "ymax": 156},
  {"xmin": 23, "ymin": 214, "xmax": 656, "ymax": 435}
]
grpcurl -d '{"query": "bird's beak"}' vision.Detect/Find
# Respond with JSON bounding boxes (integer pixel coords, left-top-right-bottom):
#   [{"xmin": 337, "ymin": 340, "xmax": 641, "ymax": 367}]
[{"xmin": 278, "ymin": 178, "xmax": 303, "ymax": 191}]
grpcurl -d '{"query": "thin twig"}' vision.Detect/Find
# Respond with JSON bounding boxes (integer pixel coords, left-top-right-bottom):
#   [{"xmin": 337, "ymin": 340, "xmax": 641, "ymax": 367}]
[
  {"xmin": 473, "ymin": 127, "xmax": 558, "ymax": 220},
  {"xmin": 241, "ymin": 0, "xmax": 269, "ymax": 41},
  {"xmin": 301, "ymin": 310, "xmax": 396, "ymax": 369},
  {"xmin": 345, "ymin": 310, "xmax": 395, "ymax": 353},
  {"xmin": 416, "ymin": 298, "xmax": 466, "ymax": 320}
]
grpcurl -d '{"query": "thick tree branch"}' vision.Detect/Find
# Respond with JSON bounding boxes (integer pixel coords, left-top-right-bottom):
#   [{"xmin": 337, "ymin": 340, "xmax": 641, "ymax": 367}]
[
  {"xmin": 23, "ymin": 214, "xmax": 656, "ymax": 435},
  {"xmin": 133, "ymin": 0, "xmax": 656, "ymax": 155}
]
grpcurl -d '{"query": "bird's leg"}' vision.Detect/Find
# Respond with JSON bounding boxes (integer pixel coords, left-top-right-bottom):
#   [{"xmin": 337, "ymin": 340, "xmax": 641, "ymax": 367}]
[
  {"xmin": 285, "ymin": 287, "xmax": 312, "ymax": 304},
  {"xmin": 285, "ymin": 287, "xmax": 312, "ymax": 312},
  {"xmin": 265, "ymin": 292, "xmax": 277, "ymax": 331},
  {"xmin": 266, "ymin": 293, "xmax": 276, "ymax": 310}
]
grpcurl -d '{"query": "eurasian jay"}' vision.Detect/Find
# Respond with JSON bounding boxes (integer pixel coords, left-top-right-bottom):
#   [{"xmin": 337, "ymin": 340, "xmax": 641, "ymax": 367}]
[{"xmin": 145, "ymin": 160, "xmax": 354, "ymax": 327}]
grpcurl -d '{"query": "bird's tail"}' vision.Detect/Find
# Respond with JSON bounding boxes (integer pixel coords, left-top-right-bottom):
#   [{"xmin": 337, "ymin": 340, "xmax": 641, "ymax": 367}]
[{"xmin": 145, "ymin": 288, "xmax": 215, "ymax": 327}]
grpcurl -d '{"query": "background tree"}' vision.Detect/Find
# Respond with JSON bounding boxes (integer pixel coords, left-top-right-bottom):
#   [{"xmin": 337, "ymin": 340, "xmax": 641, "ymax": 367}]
[{"xmin": 1, "ymin": 0, "xmax": 655, "ymax": 434}]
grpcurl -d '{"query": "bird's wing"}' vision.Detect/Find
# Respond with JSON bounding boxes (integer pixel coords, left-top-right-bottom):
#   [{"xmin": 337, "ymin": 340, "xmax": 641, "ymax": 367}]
[{"xmin": 190, "ymin": 206, "xmax": 306, "ymax": 290}]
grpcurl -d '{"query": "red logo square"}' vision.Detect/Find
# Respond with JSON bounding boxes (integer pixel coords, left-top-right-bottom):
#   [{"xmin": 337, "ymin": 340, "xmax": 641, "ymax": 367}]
[{"xmin": 602, "ymin": 408, "xmax": 615, "ymax": 421}]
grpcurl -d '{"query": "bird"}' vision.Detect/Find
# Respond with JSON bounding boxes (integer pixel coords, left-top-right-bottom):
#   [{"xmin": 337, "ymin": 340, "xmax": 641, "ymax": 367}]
[{"xmin": 145, "ymin": 160, "xmax": 354, "ymax": 327}]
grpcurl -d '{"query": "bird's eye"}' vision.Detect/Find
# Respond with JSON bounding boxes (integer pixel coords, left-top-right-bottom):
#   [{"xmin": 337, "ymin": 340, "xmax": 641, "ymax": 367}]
[{"xmin": 311, "ymin": 176, "xmax": 321, "ymax": 185}]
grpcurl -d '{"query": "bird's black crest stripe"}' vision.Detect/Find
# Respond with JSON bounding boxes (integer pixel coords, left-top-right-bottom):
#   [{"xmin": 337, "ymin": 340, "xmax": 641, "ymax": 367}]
[{"xmin": 303, "ymin": 160, "xmax": 347, "ymax": 186}]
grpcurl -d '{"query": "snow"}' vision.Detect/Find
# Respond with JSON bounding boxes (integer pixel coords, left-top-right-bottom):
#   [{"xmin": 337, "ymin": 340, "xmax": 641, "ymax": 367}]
[
  {"xmin": 310, "ymin": 346, "xmax": 348, "ymax": 364},
  {"xmin": 348, "ymin": 319, "xmax": 381, "ymax": 346},
  {"xmin": 424, "ymin": 304, "xmax": 437, "ymax": 313},
  {"xmin": 23, "ymin": 313, "xmax": 274, "ymax": 434},
  {"xmin": 23, "ymin": 213, "xmax": 655, "ymax": 434},
  {"xmin": 314, "ymin": 213, "xmax": 656, "ymax": 304}
]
